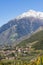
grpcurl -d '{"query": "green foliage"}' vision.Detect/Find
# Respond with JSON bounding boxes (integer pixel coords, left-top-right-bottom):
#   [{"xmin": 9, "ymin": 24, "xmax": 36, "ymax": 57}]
[
  {"xmin": 17, "ymin": 30, "xmax": 43, "ymax": 50},
  {"xmin": 0, "ymin": 56, "xmax": 43, "ymax": 65},
  {"xmin": 32, "ymin": 40, "xmax": 43, "ymax": 50}
]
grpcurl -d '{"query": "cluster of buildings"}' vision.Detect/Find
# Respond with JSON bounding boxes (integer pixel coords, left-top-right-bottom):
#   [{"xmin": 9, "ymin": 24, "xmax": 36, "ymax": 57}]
[{"xmin": 0, "ymin": 46, "xmax": 32, "ymax": 60}]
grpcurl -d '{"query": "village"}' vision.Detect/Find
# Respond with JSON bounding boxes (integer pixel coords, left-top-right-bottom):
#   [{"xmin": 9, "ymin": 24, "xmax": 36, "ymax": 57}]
[{"xmin": 0, "ymin": 46, "xmax": 33, "ymax": 60}]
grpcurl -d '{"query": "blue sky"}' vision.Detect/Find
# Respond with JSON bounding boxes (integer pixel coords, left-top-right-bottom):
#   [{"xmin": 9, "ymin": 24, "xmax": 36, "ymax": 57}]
[{"xmin": 0, "ymin": 0, "xmax": 43, "ymax": 26}]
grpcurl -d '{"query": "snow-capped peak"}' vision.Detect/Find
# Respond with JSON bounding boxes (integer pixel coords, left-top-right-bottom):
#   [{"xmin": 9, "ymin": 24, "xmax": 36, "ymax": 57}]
[{"xmin": 16, "ymin": 10, "xmax": 43, "ymax": 19}]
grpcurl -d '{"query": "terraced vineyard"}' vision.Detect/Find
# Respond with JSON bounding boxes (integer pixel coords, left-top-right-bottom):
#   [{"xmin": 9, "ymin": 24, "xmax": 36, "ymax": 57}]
[{"xmin": 0, "ymin": 55, "xmax": 43, "ymax": 65}]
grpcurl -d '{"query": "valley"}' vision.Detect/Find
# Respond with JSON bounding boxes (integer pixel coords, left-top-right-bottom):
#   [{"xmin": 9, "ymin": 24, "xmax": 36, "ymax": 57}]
[{"xmin": 0, "ymin": 28, "xmax": 43, "ymax": 65}]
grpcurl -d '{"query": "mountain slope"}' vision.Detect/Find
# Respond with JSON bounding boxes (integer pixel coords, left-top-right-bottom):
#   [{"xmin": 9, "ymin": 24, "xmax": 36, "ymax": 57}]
[{"xmin": 17, "ymin": 28, "xmax": 43, "ymax": 49}]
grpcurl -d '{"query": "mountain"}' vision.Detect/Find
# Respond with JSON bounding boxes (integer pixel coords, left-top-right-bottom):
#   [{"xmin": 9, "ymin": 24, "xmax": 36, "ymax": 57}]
[{"xmin": 0, "ymin": 10, "xmax": 43, "ymax": 45}]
